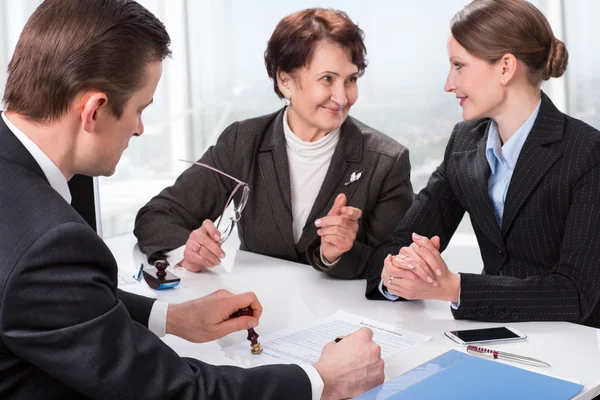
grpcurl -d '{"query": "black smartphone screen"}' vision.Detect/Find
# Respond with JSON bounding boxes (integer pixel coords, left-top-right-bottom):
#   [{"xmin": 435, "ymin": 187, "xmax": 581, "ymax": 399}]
[{"xmin": 450, "ymin": 327, "xmax": 519, "ymax": 343}]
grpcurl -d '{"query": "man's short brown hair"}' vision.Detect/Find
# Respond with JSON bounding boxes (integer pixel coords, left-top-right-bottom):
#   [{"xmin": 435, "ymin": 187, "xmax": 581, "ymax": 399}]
[
  {"xmin": 3, "ymin": 0, "xmax": 171, "ymax": 122},
  {"xmin": 264, "ymin": 8, "xmax": 367, "ymax": 99}
]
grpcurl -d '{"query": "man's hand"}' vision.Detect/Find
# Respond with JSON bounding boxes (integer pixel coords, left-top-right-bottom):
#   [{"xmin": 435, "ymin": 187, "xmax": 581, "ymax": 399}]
[
  {"xmin": 316, "ymin": 193, "xmax": 362, "ymax": 264},
  {"xmin": 166, "ymin": 290, "xmax": 262, "ymax": 343},
  {"xmin": 313, "ymin": 328, "xmax": 384, "ymax": 400},
  {"xmin": 181, "ymin": 219, "xmax": 225, "ymax": 272}
]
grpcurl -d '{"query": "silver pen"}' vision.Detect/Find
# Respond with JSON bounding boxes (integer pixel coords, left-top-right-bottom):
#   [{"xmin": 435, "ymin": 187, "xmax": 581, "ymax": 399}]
[{"xmin": 467, "ymin": 345, "xmax": 551, "ymax": 367}]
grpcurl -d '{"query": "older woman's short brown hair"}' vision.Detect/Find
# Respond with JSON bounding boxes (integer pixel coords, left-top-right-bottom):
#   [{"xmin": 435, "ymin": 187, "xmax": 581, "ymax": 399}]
[{"xmin": 264, "ymin": 8, "xmax": 367, "ymax": 98}]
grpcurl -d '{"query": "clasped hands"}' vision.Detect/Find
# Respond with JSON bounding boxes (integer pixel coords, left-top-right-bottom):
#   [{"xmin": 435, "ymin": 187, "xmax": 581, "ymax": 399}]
[{"xmin": 381, "ymin": 233, "xmax": 460, "ymax": 302}]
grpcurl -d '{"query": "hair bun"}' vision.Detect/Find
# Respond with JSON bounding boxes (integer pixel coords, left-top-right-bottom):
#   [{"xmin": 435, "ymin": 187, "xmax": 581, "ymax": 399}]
[{"xmin": 544, "ymin": 38, "xmax": 568, "ymax": 80}]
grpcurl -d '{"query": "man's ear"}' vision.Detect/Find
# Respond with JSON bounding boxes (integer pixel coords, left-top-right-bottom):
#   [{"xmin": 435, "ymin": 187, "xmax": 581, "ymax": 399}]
[{"xmin": 81, "ymin": 92, "xmax": 109, "ymax": 133}]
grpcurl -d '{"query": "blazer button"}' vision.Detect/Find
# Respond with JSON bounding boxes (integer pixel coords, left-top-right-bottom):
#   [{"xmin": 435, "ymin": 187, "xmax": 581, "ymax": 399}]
[
  {"xmin": 498, "ymin": 249, "xmax": 504, "ymax": 256},
  {"xmin": 498, "ymin": 311, "xmax": 506, "ymax": 319},
  {"xmin": 511, "ymin": 312, "xmax": 519, "ymax": 320},
  {"xmin": 473, "ymin": 307, "xmax": 481, "ymax": 316},
  {"xmin": 485, "ymin": 309, "xmax": 493, "ymax": 318}
]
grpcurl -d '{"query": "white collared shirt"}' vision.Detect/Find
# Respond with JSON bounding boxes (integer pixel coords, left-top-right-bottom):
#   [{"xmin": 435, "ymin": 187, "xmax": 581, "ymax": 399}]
[{"xmin": 2, "ymin": 112, "xmax": 168, "ymax": 336}]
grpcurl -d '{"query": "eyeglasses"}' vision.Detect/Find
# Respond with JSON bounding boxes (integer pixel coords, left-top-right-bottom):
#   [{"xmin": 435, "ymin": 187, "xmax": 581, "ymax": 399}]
[{"xmin": 180, "ymin": 159, "xmax": 249, "ymax": 244}]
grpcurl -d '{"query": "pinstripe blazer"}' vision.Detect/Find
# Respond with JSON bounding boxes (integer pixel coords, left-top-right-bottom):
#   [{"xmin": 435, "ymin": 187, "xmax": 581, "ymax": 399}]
[
  {"xmin": 134, "ymin": 108, "xmax": 413, "ymax": 279},
  {"xmin": 366, "ymin": 93, "xmax": 600, "ymax": 328}
]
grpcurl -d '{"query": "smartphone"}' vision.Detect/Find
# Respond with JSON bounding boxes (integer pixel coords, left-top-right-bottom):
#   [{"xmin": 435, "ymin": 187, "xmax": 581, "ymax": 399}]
[{"xmin": 444, "ymin": 327, "xmax": 527, "ymax": 345}]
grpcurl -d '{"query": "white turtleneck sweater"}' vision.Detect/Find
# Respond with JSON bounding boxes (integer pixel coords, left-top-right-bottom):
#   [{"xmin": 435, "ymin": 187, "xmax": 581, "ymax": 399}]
[{"xmin": 283, "ymin": 107, "xmax": 340, "ymax": 244}]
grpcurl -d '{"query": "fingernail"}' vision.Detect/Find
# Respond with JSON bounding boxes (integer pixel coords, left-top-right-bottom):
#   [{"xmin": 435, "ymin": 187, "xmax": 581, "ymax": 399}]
[
  {"xmin": 248, "ymin": 321, "xmax": 257, "ymax": 329},
  {"xmin": 213, "ymin": 234, "xmax": 220, "ymax": 241},
  {"xmin": 315, "ymin": 219, "xmax": 322, "ymax": 227},
  {"xmin": 433, "ymin": 281, "xmax": 439, "ymax": 287},
  {"xmin": 317, "ymin": 229, "xmax": 322, "ymax": 235},
  {"xmin": 220, "ymin": 253, "xmax": 226, "ymax": 259},
  {"xmin": 412, "ymin": 232, "xmax": 422, "ymax": 240},
  {"xmin": 436, "ymin": 269, "xmax": 442, "ymax": 276},
  {"xmin": 407, "ymin": 263, "xmax": 415, "ymax": 270},
  {"xmin": 426, "ymin": 276, "xmax": 433, "ymax": 283}
]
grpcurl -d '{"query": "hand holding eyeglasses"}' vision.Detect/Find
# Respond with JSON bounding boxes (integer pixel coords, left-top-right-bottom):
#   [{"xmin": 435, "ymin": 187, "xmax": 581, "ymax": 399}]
[
  {"xmin": 179, "ymin": 160, "xmax": 250, "ymax": 272},
  {"xmin": 182, "ymin": 220, "xmax": 226, "ymax": 272},
  {"xmin": 315, "ymin": 193, "xmax": 363, "ymax": 264}
]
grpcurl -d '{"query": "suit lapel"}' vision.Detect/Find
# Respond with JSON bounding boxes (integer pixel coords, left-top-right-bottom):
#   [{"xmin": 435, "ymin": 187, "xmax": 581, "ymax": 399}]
[
  {"xmin": 295, "ymin": 117, "xmax": 364, "ymax": 251},
  {"xmin": 257, "ymin": 110, "xmax": 297, "ymax": 254},
  {"xmin": 452, "ymin": 120, "xmax": 505, "ymax": 250},
  {"xmin": 501, "ymin": 94, "xmax": 564, "ymax": 236}
]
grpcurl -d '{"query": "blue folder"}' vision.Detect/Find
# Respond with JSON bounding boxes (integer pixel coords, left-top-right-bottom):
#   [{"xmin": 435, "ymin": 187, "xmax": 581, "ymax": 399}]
[{"xmin": 355, "ymin": 350, "xmax": 583, "ymax": 400}]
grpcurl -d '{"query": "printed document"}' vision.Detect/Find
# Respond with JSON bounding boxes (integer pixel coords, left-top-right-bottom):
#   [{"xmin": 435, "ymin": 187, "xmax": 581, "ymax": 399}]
[{"xmin": 223, "ymin": 310, "xmax": 431, "ymax": 365}]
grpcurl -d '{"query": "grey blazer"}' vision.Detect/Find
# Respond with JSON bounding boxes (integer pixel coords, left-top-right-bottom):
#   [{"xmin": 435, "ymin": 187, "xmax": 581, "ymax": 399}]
[
  {"xmin": 135, "ymin": 108, "xmax": 413, "ymax": 279},
  {"xmin": 0, "ymin": 115, "xmax": 311, "ymax": 399},
  {"xmin": 366, "ymin": 93, "xmax": 600, "ymax": 328}
]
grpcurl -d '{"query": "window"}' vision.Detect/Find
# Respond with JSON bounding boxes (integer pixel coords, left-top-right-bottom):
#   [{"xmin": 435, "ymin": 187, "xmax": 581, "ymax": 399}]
[
  {"xmin": 100, "ymin": 0, "xmax": 477, "ymax": 237},
  {"xmin": 0, "ymin": 0, "xmax": 43, "ymax": 101},
  {"xmin": 564, "ymin": 0, "xmax": 600, "ymax": 130},
  {"xmin": 0, "ymin": 1, "xmax": 577, "ymax": 242}
]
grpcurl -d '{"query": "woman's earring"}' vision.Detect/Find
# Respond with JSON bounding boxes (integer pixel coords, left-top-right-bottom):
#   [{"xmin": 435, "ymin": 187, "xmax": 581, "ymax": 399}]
[
  {"xmin": 500, "ymin": 78, "xmax": 506, "ymax": 86},
  {"xmin": 284, "ymin": 97, "xmax": 291, "ymax": 106}
]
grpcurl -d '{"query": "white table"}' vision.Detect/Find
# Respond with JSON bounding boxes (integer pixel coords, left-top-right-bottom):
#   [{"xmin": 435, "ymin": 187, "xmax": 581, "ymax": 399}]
[{"xmin": 107, "ymin": 233, "xmax": 600, "ymax": 399}]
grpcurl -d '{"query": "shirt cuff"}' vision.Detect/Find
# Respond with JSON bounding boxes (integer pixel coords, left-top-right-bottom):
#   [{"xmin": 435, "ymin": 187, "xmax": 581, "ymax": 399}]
[
  {"xmin": 165, "ymin": 245, "xmax": 186, "ymax": 267},
  {"xmin": 148, "ymin": 300, "xmax": 169, "ymax": 337},
  {"xmin": 378, "ymin": 279, "xmax": 400, "ymax": 301},
  {"xmin": 450, "ymin": 273, "xmax": 462, "ymax": 310},
  {"xmin": 320, "ymin": 246, "xmax": 340, "ymax": 267},
  {"xmin": 298, "ymin": 364, "xmax": 324, "ymax": 400}
]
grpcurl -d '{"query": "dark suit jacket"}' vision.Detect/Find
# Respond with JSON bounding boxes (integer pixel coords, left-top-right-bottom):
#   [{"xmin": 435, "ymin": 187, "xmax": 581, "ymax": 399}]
[
  {"xmin": 0, "ymin": 115, "xmax": 311, "ymax": 399},
  {"xmin": 366, "ymin": 93, "xmax": 600, "ymax": 328},
  {"xmin": 135, "ymin": 108, "xmax": 413, "ymax": 279}
]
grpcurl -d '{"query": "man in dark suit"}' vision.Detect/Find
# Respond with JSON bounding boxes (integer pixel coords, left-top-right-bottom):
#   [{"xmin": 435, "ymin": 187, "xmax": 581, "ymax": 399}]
[{"xmin": 0, "ymin": 1, "xmax": 384, "ymax": 399}]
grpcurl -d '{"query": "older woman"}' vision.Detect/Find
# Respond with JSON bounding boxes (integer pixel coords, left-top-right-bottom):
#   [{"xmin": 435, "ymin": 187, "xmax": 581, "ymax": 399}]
[
  {"xmin": 134, "ymin": 8, "xmax": 413, "ymax": 279},
  {"xmin": 367, "ymin": 0, "xmax": 600, "ymax": 328}
]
